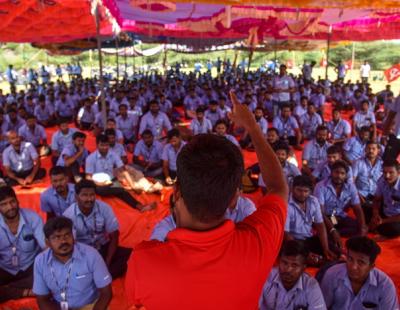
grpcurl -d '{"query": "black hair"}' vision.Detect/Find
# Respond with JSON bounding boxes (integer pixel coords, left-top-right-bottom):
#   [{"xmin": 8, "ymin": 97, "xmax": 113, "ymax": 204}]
[
  {"xmin": 383, "ymin": 159, "xmax": 400, "ymax": 170},
  {"xmin": 0, "ymin": 186, "xmax": 17, "ymax": 203},
  {"xmin": 196, "ymin": 107, "xmax": 205, "ymax": 114},
  {"xmin": 267, "ymin": 127, "xmax": 279, "ymax": 135},
  {"xmin": 293, "ymin": 175, "xmax": 313, "ymax": 190},
  {"xmin": 327, "ymin": 145, "xmax": 341, "ymax": 155},
  {"xmin": 38, "ymin": 94, "xmax": 46, "ymax": 102},
  {"xmin": 176, "ymin": 134, "xmax": 244, "ymax": 223},
  {"xmin": 107, "ymin": 118, "xmax": 116, "ymax": 124},
  {"xmin": 26, "ymin": 113, "xmax": 36, "ymax": 120},
  {"xmin": 279, "ymin": 240, "xmax": 309, "ymax": 261},
  {"xmin": 104, "ymin": 128, "xmax": 116, "ymax": 137},
  {"xmin": 57, "ymin": 117, "xmax": 69, "ymax": 125},
  {"xmin": 366, "ymin": 141, "xmax": 379, "ymax": 148},
  {"xmin": 167, "ymin": 128, "xmax": 180, "ymax": 140},
  {"xmin": 50, "ymin": 166, "xmax": 67, "ymax": 177},
  {"xmin": 316, "ymin": 125, "xmax": 328, "ymax": 133},
  {"xmin": 119, "ymin": 104, "xmax": 128, "ymax": 110},
  {"xmin": 75, "ymin": 179, "xmax": 96, "ymax": 195},
  {"xmin": 346, "ymin": 236, "xmax": 381, "ymax": 264},
  {"xmin": 43, "ymin": 217, "xmax": 73, "ymax": 239},
  {"xmin": 141, "ymin": 129, "xmax": 153, "ymax": 137},
  {"xmin": 359, "ymin": 126, "xmax": 371, "ymax": 133},
  {"xmin": 96, "ymin": 133, "xmax": 109, "ymax": 144},
  {"xmin": 274, "ymin": 141, "xmax": 290, "ymax": 154},
  {"xmin": 72, "ymin": 131, "xmax": 86, "ymax": 140},
  {"xmin": 209, "ymin": 100, "xmax": 218, "ymax": 106},
  {"xmin": 331, "ymin": 160, "xmax": 349, "ymax": 173},
  {"xmin": 215, "ymin": 119, "xmax": 228, "ymax": 128},
  {"xmin": 281, "ymin": 104, "xmax": 291, "ymax": 111}
]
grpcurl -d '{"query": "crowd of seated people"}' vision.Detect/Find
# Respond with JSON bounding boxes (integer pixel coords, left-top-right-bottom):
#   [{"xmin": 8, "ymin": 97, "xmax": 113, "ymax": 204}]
[{"xmin": 0, "ymin": 61, "xmax": 398, "ymax": 309}]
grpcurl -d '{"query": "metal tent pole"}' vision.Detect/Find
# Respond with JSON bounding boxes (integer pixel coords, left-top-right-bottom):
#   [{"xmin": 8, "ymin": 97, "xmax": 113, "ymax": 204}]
[{"xmin": 95, "ymin": 5, "xmax": 106, "ymax": 128}]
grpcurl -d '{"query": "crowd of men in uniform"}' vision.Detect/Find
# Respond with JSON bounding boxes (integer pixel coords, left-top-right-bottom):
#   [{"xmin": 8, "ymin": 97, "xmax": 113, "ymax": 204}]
[{"xmin": 0, "ymin": 61, "xmax": 398, "ymax": 309}]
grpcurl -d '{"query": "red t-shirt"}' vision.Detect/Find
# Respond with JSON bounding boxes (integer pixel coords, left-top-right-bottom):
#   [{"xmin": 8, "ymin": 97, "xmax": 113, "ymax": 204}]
[{"xmin": 125, "ymin": 194, "xmax": 287, "ymax": 310}]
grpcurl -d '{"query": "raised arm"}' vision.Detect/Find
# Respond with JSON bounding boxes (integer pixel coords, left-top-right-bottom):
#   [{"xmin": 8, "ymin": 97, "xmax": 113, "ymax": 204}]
[{"xmin": 230, "ymin": 91, "xmax": 288, "ymax": 200}]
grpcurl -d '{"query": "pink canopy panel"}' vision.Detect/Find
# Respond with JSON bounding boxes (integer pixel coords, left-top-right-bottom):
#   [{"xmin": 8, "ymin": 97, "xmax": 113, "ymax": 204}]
[
  {"xmin": 0, "ymin": 0, "xmax": 114, "ymax": 43},
  {"xmin": 103, "ymin": 0, "xmax": 400, "ymax": 42}
]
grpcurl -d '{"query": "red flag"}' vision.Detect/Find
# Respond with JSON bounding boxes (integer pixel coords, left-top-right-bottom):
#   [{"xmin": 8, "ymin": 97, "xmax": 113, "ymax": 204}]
[{"xmin": 384, "ymin": 64, "xmax": 400, "ymax": 83}]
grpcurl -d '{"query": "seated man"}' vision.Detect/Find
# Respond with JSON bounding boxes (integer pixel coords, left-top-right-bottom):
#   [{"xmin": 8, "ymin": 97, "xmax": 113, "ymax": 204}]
[
  {"xmin": 259, "ymin": 240, "xmax": 326, "ymax": 310},
  {"xmin": 105, "ymin": 118, "xmax": 124, "ymax": 144},
  {"xmin": 0, "ymin": 186, "xmax": 45, "ymax": 303},
  {"xmin": 6, "ymin": 108, "xmax": 25, "ymax": 132},
  {"xmin": 56, "ymin": 131, "xmax": 89, "ymax": 182},
  {"xmin": 326, "ymin": 108, "xmax": 351, "ymax": 145},
  {"xmin": 239, "ymin": 107, "xmax": 268, "ymax": 149},
  {"xmin": 33, "ymin": 217, "xmax": 112, "ymax": 310},
  {"xmin": 77, "ymin": 97, "xmax": 97, "ymax": 131},
  {"xmin": 132, "ymin": 129, "xmax": 163, "ymax": 178},
  {"xmin": 369, "ymin": 159, "xmax": 400, "ymax": 238},
  {"xmin": 353, "ymin": 99, "xmax": 376, "ymax": 139},
  {"xmin": 40, "ymin": 166, "xmax": 76, "ymax": 219},
  {"xmin": 302, "ymin": 125, "xmax": 331, "ymax": 175},
  {"xmin": 312, "ymin": 145, "xmax": 353, "ymax": 183},
  {"xmin": 139, "ymin": 100, "xmax": 172, "ymax": 140},
  {"xmin": 259, "ymin": 142, "xmax": 300, "ymax": 194},
  {"xmin": 352, "ymin": 141, "xmax": 383, "ymax": 206},
  {"xmin": 214, "ymin": 119, "xmax": 240, "ymax": 147},
  {"xmin": 343, "ymin": 126, "xmax": 371, "ymax": 164},
  {"xmin": 105, "ymin": 128, "xmax": 128, "ymax": 165},
  {"xmin": 63, "ymin": 180, "xmax": 132, "ymax": 279},
  {"xmin": 299, "ymin": 103, "xmax": 323, "ymax": 140},
  {"xmin": 150, "ymin": 195, "xmax": 256, "ymax": 242},
  {"xmin": 272, "ymin": 104, "xmax": 302, "ymax": 150},
  {"xmin": 51, "ymin": 118, "xmax": 78, "ymax": 165},
  {"xmin": 314, "ymin": 161, "xmax": 368, "ymax": 245},
  {"xmin": 116, "ymin": 104, "xmax": 139, "ymax": 146},
  {"xmin": 205, "ymin": 100, "xmax": 224, "ymax": 128},
  {"xmin": 17, "ymin": 114, "xmax": 47, "ymax": 148},
  {"xmin": 320, "ymin": 236, "xmax": 398, "ymax": 310},
  {"xmin": 190, "ymin": 107, "xmax": 212, "ymax": 135},
  {"xmin": 86, "ymin": 134, "xmax": 152, "ymax": 211},
  {"xmin": 3, "ymin": 131, "xmax": 46, "ymax": 186},
  {"xmin": 34, "ymin": 94, "xmax": 55, "ymax": 127},
  {"xmin": 285, "ymin": 175, "xmax": 338, "ymax": 262},
  {"xmin": 162, "ymin": 129, "xmax": 186, "ymax": 185}
]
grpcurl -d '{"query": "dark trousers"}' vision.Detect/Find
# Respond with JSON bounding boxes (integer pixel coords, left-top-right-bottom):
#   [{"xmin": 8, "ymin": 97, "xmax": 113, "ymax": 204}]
[
  {"xmin": 96, "ymin": 181, "xmax": 140, "ymax": 209},
  {"xmin": 383, "ymin": 134, "xmax": 400, "ymax": 161},
  {"xmin": 0, "ymin": 265, "xmax": 33, "ymax": 303},
  {"xmin": 303, "ymin": 236, "xmax": 341, "ymax": 257},
  {"xmin": 336, "ymin": 216, "xmax": 360, "ymax": 237},
  {"xmin": 364, "ymin": 203, "xmax": 400, "ymax": 238},
  {"xmin": 7, "ymin": 168, "xmax": 46, "ymax": 186},
  {"xmin": 99, "ymin": 244, "xmax": 132, "ymax": 279}
]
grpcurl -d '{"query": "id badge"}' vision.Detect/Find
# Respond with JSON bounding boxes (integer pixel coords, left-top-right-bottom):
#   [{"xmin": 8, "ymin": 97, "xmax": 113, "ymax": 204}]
[
  {"xmin": 60, "ymin": 301, "xmax": 69, "ymax": 310},
  {"xmin": 330, "ymin": 215, "xmax": 338, "ymax": 226},
  {"xmin": 11, "ymin": 255, "xmax": 19, "ymax": 267}
]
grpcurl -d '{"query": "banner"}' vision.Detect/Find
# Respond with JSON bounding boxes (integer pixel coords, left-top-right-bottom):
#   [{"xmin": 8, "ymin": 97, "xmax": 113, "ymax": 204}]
[{"xmin": 384, "ymin": 64, "xmax": 400, "ymax": 83}]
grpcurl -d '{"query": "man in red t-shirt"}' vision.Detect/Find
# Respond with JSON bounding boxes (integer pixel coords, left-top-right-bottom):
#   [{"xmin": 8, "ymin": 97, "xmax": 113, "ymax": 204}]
[{"xmin": 125, "ymin": 91, "xmax": 288, "ymax": 310}]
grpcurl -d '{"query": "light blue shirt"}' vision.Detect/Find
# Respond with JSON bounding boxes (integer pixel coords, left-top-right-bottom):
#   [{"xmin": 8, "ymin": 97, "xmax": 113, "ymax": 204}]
[
  {"xmin": 40, "ymin": 183, "xmax": 76, "ymax": 216},
  {"xmin": 272, "ymin": 75, "xmax": 295, "ymax": 102},
  {"xmin": 133, "ymin": 140, "xmax": 163, "ymax": 163},
  {"xmin": 205, "ymin": 110, "xmax": 224, "ymax": 127},
  {"xmin": 299, "ymin": 113, "xmax": 323, "ymax": 139},
  {"xmin": 353, "ymin": 110, "xmax": 376, "ymax": 130},
  {"xmin": 51, "ymin": 128, "xmax": 78, "ymax": 153},
  {"xmin": 18, "ymin": 124, "xmax": 47, "ymax": 147},
  {"xmin": 139, "ymin": 111, "xmax": 172, "ymax": 139},
  {"xmin": 312, "ymin": 161, "xmax": 354, "ymax": 182},
  {"xmin": 314, "ymin": 177, "xmax": 360, "ymax": 218},
  {"xmin": 259, "ymin": 267, "xmax": 327, "ymax": 310},
  {"xmin": 161, "ymin": 142, "xmax": 186, "ymax": 171},
  {"xmin": 343, "ymin": 136, "xmax": 367, "ymax": 163},
  {"xmin": 55, "ymin": 99, "xmax": 75, "ymax": 117},
  {"xmin": 375, "ymin": 177, "xmax": 400, "ymax": 217},
  {"xmin": 34, "ymin": 105, "xmax": 54, "ymax": 122},
  {"xmin": 33, "ymin": 243, "xmax": 112, "ymax": 308},
  {"xmin": 190, "ymin": 118, "xmax": 212, "ymax": 135},
  {"xmin": 110, "ymin": 143, "xmax": 126, "ymax": 159},
  {"xmin": 256, "ymin": 117, "xmax": 269, "ymax": 135},
  {"xmin": 0, "ymin": 208, "xmax": 45, "ymax": 275},
  {"xmin": 2, "ymin": 142, "xmax": 38, "ymax": 172},
  {"xmin": 285, "ymin": 195, "xmax": 324, "ymax": 240},
  {"xmin": 85, "ymin": 150, "xmax": 124, "ymax": 178},
  {"xmin": 224, "ymin": 134, "xmax": 240, "ymax": 147},
  {"xmin": 150, "ymin": 196, "xmax": 256, "ymax": 242},
  {"xmin": 320, "ymin": 263, "xmax": 399, "ymax": 310},
  {"xmin": 183, "ymin": 95, "xmax": 202, "ymax": 111},
  {"xmin": 310, "ymin": 93, "xmax": 326, "ymax": 108},
  {"xmin": 56, "ymin": 144, "xmax": 89, "ymax": 167},
  {"xmin": 63, "ymin": 200, "xmax": 119, "ymax": 247},
  {"xmin": 272, "ymin": 116, "xmax": 299, "ymax": 137},
  {"xmin": 327, "ymin": 119, "xmax": 351, "ymax": 140},
  {"xmin": 259, "ymin": 161, "xmax": 301, "ymax": 188},
  {"xmin": 302, "ymin": 140, "xmax": 331, "ymax": 171},
  {"xmin": 116, "ymin": 114, "xmax": 139, "ymax": 140},
  {"xmin": 352, "ymin": 157, "xmax": 383, "ymax": 197}
]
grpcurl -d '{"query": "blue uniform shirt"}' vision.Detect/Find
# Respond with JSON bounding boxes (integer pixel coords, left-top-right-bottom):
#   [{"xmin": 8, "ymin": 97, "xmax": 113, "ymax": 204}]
[
  {"xmin": 51, "ymin": 128, "xmax": 78, "ymax": 153},
  {"xmin": 139, "ymin": 111, "xmax": 172, "ymax": 139},
  {"xmin": 116, "ymin": 114, "xmax": 138, "ymax": 140},
  {"xmin": 85, "ymin": 150, "xmax": 124, "ymax": 178},
  {"xmin": 343, "ymin": 136, "xmax": 367, "ymax": 163},
  {"xmin": 285, "ymin": 195, "xmax": 324, "ymax": 240},
  {"xmin": 299, "ymin": 113, "xmax": 323, "ymax": 139},
  {"xmin": 56, "ymin": 144, "xmax": 89, "ymax": 168},
  {"xmin": 327, "ymin": 118, "xmax": 351, "ymax": 140},
  {"xmin": 272, "ymin": 116, "xmax": 299, "ymax": 138},
  {"xmin": 352, "ymin": 157, "xmax": 383, "ymax": 197},
  {"xmin": 63, "ymin": 200, "xmax": 119, "ymax": 248},
  {"xmin": 34, "ymin": 105, "xmax": 54, "ymax": 122},
  {"xmin": 0, "ymin": 208, "xmax": 45, "ymax": 275},
  {"xmin": 2, "ymin": 142, "xmax": 38, "ymax": 172},
  {"xmin": 55, "ymin": 99, "xmax": 75, "ymax": 117},
  {"xmin": 190, "ymin": 118, "xmax": 213, "ymax": 135},
  {"xmin": 312, "ymin": 161, "xmax": 354, "ymax": 182},
  {"xmin": 33, "ymin": 243, "xmax": 112, "ymax": 308},
  {"xmin": 320, "ymin": 263, "xmax": 399, "ymax": 310},
  {"xmin": 259, "ymin": 267, "xmax": 327, "ymax": 310},
  {"xmin": 18, "ymin": 124, "xmax": 47, "ymax": 147},
  {"xmin": 40, "ymin": 183, "xmax": 76, "ymax": 216},
  {"xmin": 150, "ymin": 196, "xmax": 256, "ymax": 242},
  {"xmin": 134, "ymin": 140, "xmax": 163, "ymax": 164},
  {"xmin": 259, "ymin": 161, "xmax": 301, "ymax": 188},
  {"xmin": 314, "ymin": 178, "xmax": 360, "ymax": 218},
  {"xmin": 161, "ymin": 142, "xmax": 186, "ymax": 171},
  {"xmin": 375, "ymin": 177, "xmax": 400, "ymax": 217},
  {"xmin": 302, "ymin": 140, "xmax": 331, "ymax": 171}
]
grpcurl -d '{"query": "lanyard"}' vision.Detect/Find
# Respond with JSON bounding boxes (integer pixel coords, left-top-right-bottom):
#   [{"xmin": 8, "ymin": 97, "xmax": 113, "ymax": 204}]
[
  {"xmin": 80, "ymin": 204, "xmax": 101, "ymax": 246},
  {"xmin": 50, "ymin": 258, "xmax": 74, "ymax": 302},
  {"xmin": 272, "ymin": 283, "xmax": 298, "ymax": 310}
]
